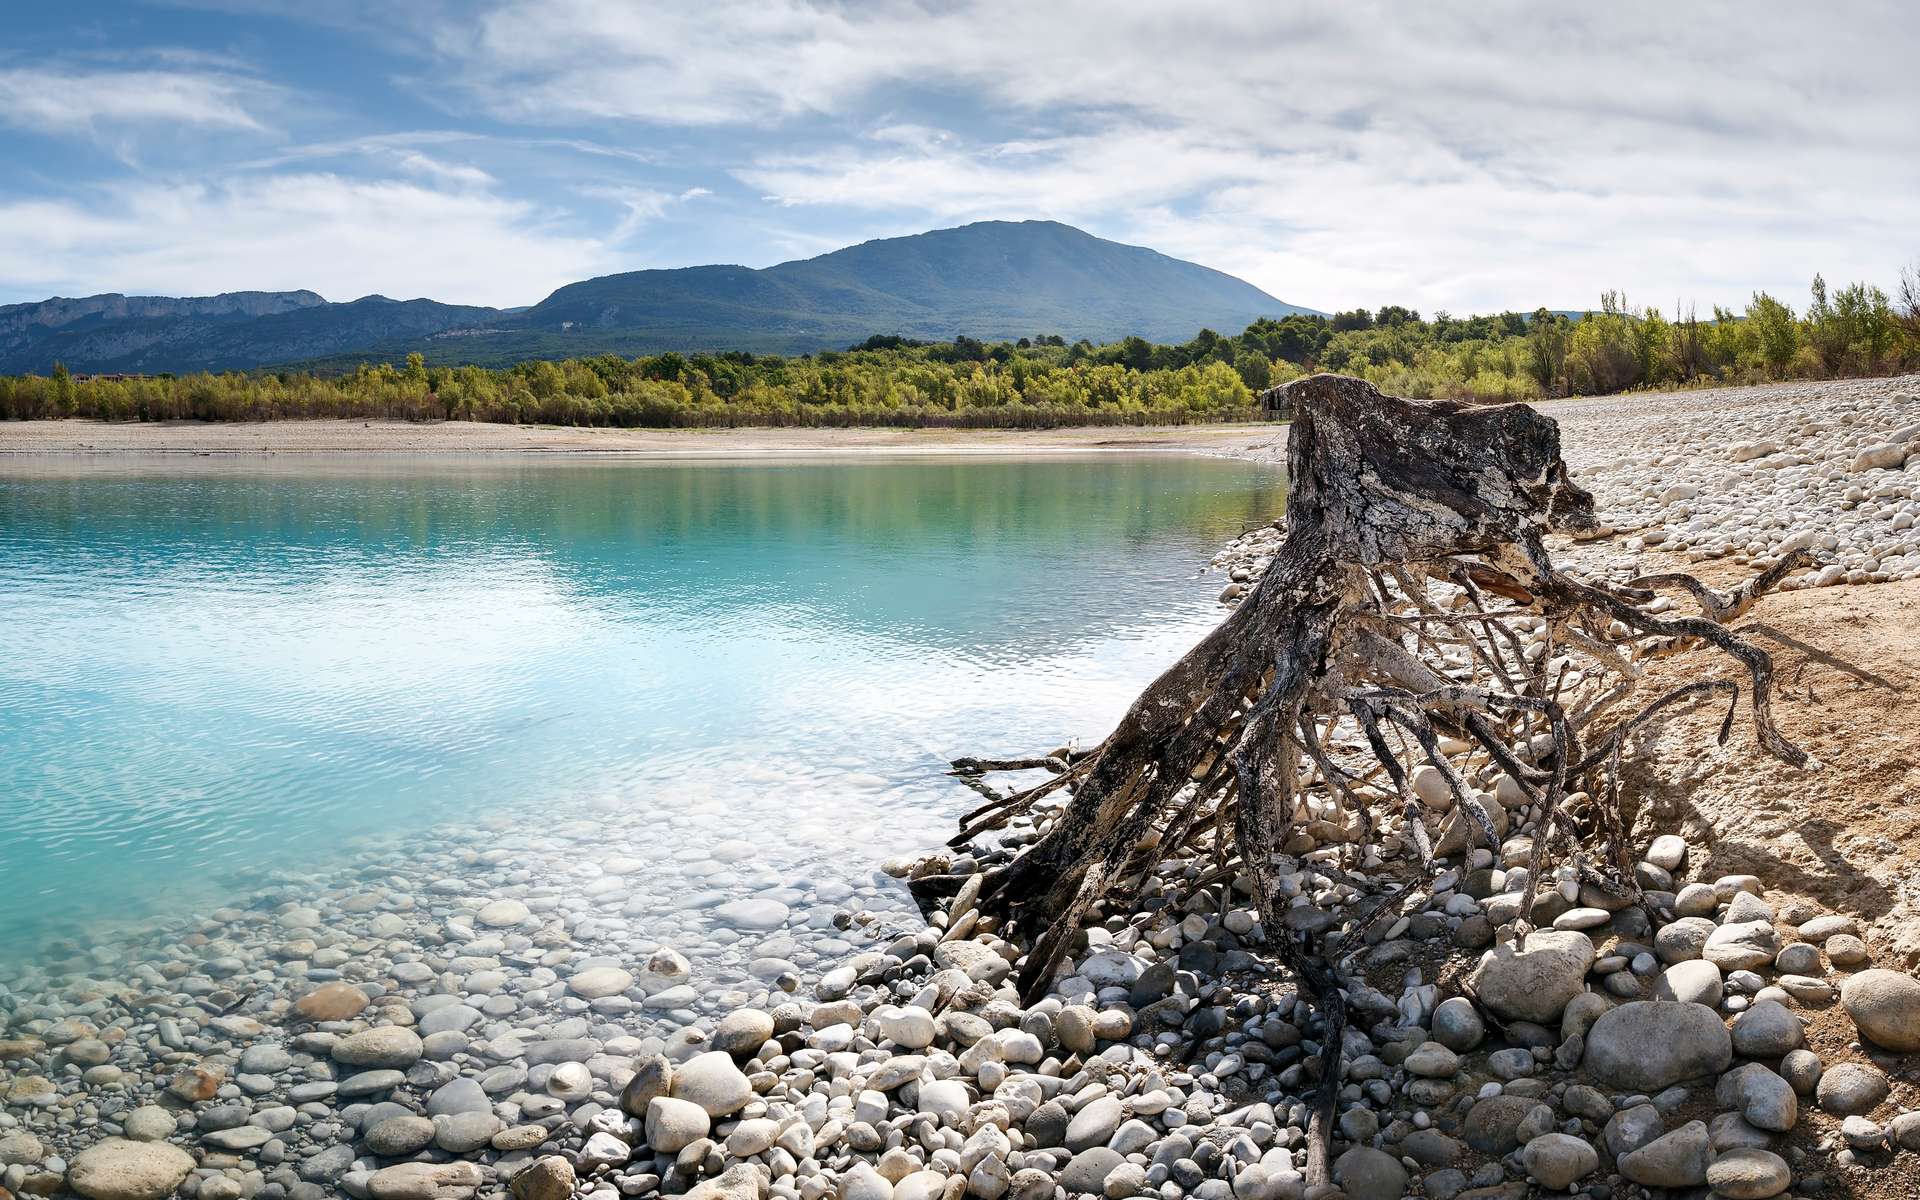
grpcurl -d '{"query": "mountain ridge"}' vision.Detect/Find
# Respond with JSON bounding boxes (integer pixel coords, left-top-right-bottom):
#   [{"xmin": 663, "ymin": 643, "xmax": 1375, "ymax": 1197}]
[{"xmin": 0, "ymin": 221, "xmax": 1316, "ymax": 374}]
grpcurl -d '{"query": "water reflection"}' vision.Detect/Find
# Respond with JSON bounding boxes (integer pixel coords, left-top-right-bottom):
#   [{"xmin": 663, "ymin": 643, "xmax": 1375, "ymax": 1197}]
[{"xmin": 0, "ymin": 454, "xmax": 1283, "ymax": 953}]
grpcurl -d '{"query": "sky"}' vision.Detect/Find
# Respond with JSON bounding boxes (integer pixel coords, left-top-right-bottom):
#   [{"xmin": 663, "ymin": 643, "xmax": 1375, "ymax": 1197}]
[{"xmin": 1, "ymin": 1, "xmax": 1915, "ymax": 316}]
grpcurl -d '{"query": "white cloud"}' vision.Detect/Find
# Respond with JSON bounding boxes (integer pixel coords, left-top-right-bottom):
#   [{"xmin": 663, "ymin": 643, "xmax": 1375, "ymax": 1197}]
[
  {"xmin": 0, "ymin": 67, "xmax": 267, "ymax": 134},
  {"xmin": 0, "ymin": 174, "xmax": 611, "ymax": 308},
  {"xmin": 394, "ymin": 151, "xmax": 496, "ymax": 188},
  {"xmin": 428, "ymin": 0, "xmax": 1920, "ymax": 312}
]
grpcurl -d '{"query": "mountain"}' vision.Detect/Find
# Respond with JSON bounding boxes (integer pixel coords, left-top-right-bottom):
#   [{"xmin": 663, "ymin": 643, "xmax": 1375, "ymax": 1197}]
[
  {"xmin": 0, "ymin": 221, "xmax": 1315, "ymax": 375},
  {"xmin": 506, "ymin": 221, "xmax": 1313, "ymax": 352},
  {"xmin": 0, "ymin": 292, "xmax": 494, "ymax": 376}
]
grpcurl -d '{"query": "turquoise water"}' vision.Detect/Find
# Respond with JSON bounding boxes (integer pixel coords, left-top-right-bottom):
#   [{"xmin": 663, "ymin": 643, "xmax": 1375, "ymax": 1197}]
[{"xmin": 0, "ymin": 453, "xmax": 1282, "ymax": 956}]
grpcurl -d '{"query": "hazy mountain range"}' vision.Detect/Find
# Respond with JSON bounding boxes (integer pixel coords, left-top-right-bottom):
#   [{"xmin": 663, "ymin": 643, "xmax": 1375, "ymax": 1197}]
[{"xmin": 0, "ymin": 221, "xmax": 1317, "ymax": 375}]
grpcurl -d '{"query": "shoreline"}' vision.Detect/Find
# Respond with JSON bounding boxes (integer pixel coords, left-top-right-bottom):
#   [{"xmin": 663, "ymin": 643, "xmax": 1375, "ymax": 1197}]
[
  {"xmin": 0, "ymin": 419, "xmax": 1286, "ymax": 458},
  {"xmin": 2, "ymin": 374, "xmax": 1914, "ymax": 460}
]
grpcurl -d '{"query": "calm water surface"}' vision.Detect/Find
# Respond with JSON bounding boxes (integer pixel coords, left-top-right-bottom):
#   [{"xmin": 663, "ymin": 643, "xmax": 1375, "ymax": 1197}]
[{"xmin": 0, "ymin": 453, "xmax": 1282, "ymax": 957}]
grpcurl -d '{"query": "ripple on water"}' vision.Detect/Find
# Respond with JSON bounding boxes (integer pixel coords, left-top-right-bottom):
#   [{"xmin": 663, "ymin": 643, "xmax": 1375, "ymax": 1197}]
[{"xmin": 0, "ymin": 454, "xmax": 1283, "ymax": 960}]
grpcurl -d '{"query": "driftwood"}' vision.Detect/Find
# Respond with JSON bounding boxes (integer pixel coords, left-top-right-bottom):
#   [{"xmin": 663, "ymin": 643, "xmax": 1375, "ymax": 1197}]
[{"xmin": 949, "ymin": 374, "xmax": 1813, "ymax": 1188}]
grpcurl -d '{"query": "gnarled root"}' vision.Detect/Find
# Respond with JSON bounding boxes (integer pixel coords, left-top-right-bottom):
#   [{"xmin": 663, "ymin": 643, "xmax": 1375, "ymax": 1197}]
[{"xmin": 946, "ymin": 375, "xmax": 1813, "ymax": 1189}]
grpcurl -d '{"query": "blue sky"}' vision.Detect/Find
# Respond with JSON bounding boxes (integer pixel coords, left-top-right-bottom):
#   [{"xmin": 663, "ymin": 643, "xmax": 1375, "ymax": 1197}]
[{"xmin": 2, "ymin": 1, "xmax": 1915, "ymax": 315}]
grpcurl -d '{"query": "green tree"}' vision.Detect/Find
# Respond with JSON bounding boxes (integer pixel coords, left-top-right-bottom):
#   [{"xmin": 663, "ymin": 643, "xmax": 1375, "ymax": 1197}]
[
  {"xmin": 50, "ymin": 361, "xmax": 76, "ymax": 416},
  {"xmin": 1744, "ymin": 291, "xmax": 1799, "ymax": 375}
]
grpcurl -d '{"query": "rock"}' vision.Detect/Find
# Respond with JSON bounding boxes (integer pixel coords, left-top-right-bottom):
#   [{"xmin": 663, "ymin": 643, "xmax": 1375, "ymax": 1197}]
[
  {"xmin": 1066, "ymin": 1096, "xmax": 1125, "ymax": 1151},
  {"xmin": 1653, "ymin": 959, "xmax": 1723, "ymax": 1006},
  {"xmin": 645, "ymin": 1096, "xmax": 710, "ymax": 1153},
  {"xmin": 1403, "ymin": 1041, "xmax": 1460, "ymax": 1078},
  {"xmin": 1842, "ymin": 1114, "xmax": 1885, "ymax": 1150},
  {"xmin": 476, "ymin": 899, "xmax": 530, "ymax": 927},
  {"xmin": 293, "ymin": 982, "xmax": 369, "ymax": 1022},
  {"xmin": 1583, "ymin": 1001, "xmax": 1731, "ymax": 1090},
  {"xmin": 670, "ymin": 1051, "xmax": 753, "ymax": 1116},
  {"xmin": 1852, "ymin": 443, "xmax": 1908, "ymax": 470},
  {"xmin": 1779, "ymin": 1048, "xmax": 1822, "ymax": 1095},
  {"xmin": 511, "ymin": 1157, "xmax": 575, "ymax": 1200},
  {"xmin": 1705, "ymin": 1148, "xmax": 1791, "ymax": 1199},
  {"xmin": 365, "ymin": 1161, "xmax": 484, "ymax": 1199},
  {"xmin": 916, "ymin": 1079, "xmax": 970, "ymax": 1122},
  {"xmin": 1603, "ymin": 1105, "xmax": 1664, "ymax": 1159},
  {"xmin": 1816, "ymin": 1062, "xmax": 1889, "ymax": 1115},
  {"xmin": 1619, "ymin": 1120, "xmax": 1711, "ymax": 1188},
  {"xmin": 725, "ymin": 1119, "xmax": 779, "ymax": 1157},
  {"xmin": 426, "ymin": 1077, "xmax": 490, "ymax": 1117},
  {"xmin": 1055, "ymin": 1006, "xmax": 1096, "ymax": 1054},
  {"xmin": 714, "ymin": 899, "xmax": 789, "ymax": 930},
  {"xmin": 578, "ymin": 1131, "xmax": 631, "ymax": 1170},
  {"xmin": 546, "ymin": 1062, "xmax": 592, "ymax": 1101},
  {"xmin": 1723, "ymin": 1062, "xmax": 1797, "ymax": 1132},
  {"xmin": 622, "ymin": 1055, "xmax": 672, "ymax": 1116},
  {"xmin": 1463, "ymin": 1095, "xmax": 1543, "ymax": 1155},
  {"xmin": 491, "ymin": 1126, "xmax": 549, "ymax": 1152},
  {"xmin": 1060, "ymin": 1149, "xmax": 1124, "ymax": 1194},
  {"xmin": 365, "ymin": 1116, "xmax": 436, "ymax": 1156},
  {"xmin": 1465, "ymin": 930, "xmax": 1595, "ymax": 1023},
  {"xmin": 567, "ymin": 966, "xmax": 632, "ymax": 999},
  {"xmin": 165, "ymin": 1065, "xmax": 223, "ymax": 1102},
  {"xmin": 1431, "ymin": 996, "xmax": 1484, "ymax": 1052},
  {"xmin": 1552, "ymin": 907, "xmax": 1610, "ymax": 931},
  {"xmin": 1731, "ymin": 1000, "xmax": 1802, "ymax": 1057},
  {"xmin": 1703, "ymin": 921, "xmax": 1781, "ymax": 971},
  {"xmin": 933, "ymin": 940, "xmax": 1011, "ymax": 985},
  {"xmin": 66, "ymin": 1139, "xmax": 196, "ymax": 1200},
  {"xmin": 435, "ymin": 1112, "xmax": 503, "ymax": 1154},
  {"xmin": 686, "ymin": 1164, "xmax": 765, "ymax": 1200},
  {"xmin": 1827, "ymin": 933, "xmax": 1870, "ymax": 965},
  {"xmin": 1725, "ymin": 891, "xmax": 1774, "ymax": 924},
  {"xmin": 333, "ymin": 1026, "xmax": 424, "ymax": 1069},
  {"xmin": 1645, "ymin": 833, "xmax": 1687, "ymax": 870},
  {"xmin": 1892, "ymin": 1111, "xmax": 1920, "ymax": 1152},
  {"xmin": 713, "ymin": 1010, "xmax": 775, "ymax": 1058},
  {"xmin": 1839, "ymin": 969, "xmax": 1920, "ymax": 1051},
  {"xmin": 0, "ymin": 1134, "xmax": 43, "ymax": 1166},
  {"xmin": 1520, "ymin": 1133, "xmax": 1597, "ymax": 1190},
  {"xmin": 1330, "ymin": 1147, "xmax": 1408, "ymax": 1200},
  {"xmin": 1799, "ymin": 913, "xmax": 1856, "ymax": 939},
  {"xmin": 120, "ymin": 1108, "xmax": 177, "ymax": 1143},
  {"xmin": 201, "ymin": 1126, "xmax": 274, "ymax": 1151}
]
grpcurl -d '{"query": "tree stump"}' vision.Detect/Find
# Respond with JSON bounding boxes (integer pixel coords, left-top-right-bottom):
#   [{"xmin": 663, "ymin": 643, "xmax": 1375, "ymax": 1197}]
[{"xmin": 949, "ymin": 374, "xmax": 1813, "ymax": 1187}]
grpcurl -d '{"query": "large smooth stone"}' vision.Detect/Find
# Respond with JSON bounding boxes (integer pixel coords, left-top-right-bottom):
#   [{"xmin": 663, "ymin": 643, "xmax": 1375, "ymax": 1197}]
[
  {"xmin": 1465, "ymin": 930, "xmax": 1595, "ymax": 1023},
  {"xmin": 1620, "ymin": 1121, "xmax": 1711, "ymax": 1188},
  {"xmin": 1584, "ymin": 1001, "xmax": 1731, "ymax": 1091},
  {"xmin": 1653, "ymin": 959, "xmax": 1723, "ymax": 1006},
  {"xmin": 568, "ymin": 967, "xmax": 633, "ymax": 999},
  {"xmin": 332, "ymin": 1026, "xmax": 424, "ymax": 1069},
  {"xmin": 1706, "ymin": 1148, "xmax": 1791, "ymax": 1199},
  {"xmin": 669, "ymin": 1052, "xmax": 752, "ymax": 1117},
  {"xmin": 1330, "ymin": 1146, "xmax": 1407, "ymax": 1200},
  {"xmin": 1520, "ymin": 1133, "xmax": 1597, "ymax": 1189},
  {"xmin": 292, "ymin": 982, "xmax": 370, "ymax": 1022},
  {"xmin": 67, "ymin": 1139, "xmax": 196, "ymax": 1200},
  {"xmin": 1839, "ymin": 969, "xmax": 1920, "ymax": 1052},
  {"xmin": 1703, "ymin": 920, "xmax": 1781, "ymax": 971}
]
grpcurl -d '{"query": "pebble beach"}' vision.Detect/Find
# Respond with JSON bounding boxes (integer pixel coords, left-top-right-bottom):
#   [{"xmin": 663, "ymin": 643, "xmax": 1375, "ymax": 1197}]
[{"xmin": 6, "ymin": 375, "xmax": 1920, "ymax": 1200}]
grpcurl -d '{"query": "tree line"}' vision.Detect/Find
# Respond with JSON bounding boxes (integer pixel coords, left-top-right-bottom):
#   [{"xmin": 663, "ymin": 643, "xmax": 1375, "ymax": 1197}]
[{"xmin": 4, "ymin": 269, "xmax": 1916, "ymax": 428}]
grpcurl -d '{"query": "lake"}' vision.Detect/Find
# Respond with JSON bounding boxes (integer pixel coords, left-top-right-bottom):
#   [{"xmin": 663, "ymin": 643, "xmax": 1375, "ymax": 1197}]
[{"xmin": 0, "ymin": 453, "xmax": 1283, "ymax": 968}]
